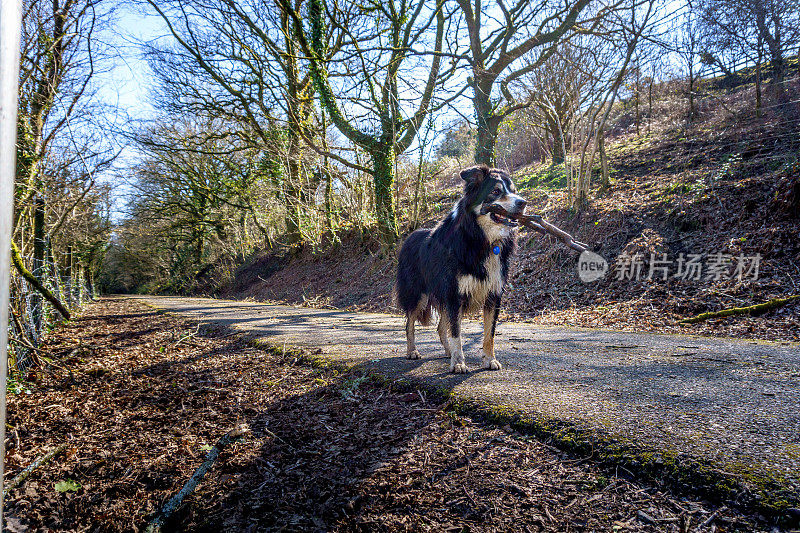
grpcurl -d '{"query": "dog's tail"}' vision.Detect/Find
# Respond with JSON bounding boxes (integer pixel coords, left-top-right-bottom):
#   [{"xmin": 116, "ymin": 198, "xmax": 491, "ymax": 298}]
[{"xmin": 394, "ymin": 284, "xmax": 433, "ymax": 327}]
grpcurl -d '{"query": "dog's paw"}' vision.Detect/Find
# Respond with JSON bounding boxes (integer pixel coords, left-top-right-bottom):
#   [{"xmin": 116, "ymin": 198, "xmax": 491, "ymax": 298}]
[
  {"xmin": 483, "ymin": 358, "xmax": 502, "ymax": 371},
  {"xmin": 450, "ymin": 362, "xmax": 469, "ymax": 374},
  {"xmin": 406, "ymin": 349, "xmax": 421, "ymax": 360}
]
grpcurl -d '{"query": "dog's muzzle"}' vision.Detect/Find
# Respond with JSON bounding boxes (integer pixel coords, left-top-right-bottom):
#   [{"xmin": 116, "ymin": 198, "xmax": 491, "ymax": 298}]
[
  {"xmin": 488, "ymin": 209, "xmax": 518, "ymax": 227},
  {"xmin": 482, "ymin": 196, "xmax": 526, "ymax": 227}
]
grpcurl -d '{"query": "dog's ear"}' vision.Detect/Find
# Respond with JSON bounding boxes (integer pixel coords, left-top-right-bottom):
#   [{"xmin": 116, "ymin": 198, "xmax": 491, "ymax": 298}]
[{"xmin": 460, "ymin": 165, "xmax": 489, "ymax": 184}]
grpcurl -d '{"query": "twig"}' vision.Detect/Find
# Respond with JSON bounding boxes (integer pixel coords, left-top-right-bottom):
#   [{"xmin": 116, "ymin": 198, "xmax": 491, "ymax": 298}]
[
  {"xmin": 172, "ymin": 324, "xmax": 200, "ymax": 348},
  {"xmin": 462, "ymin": 486, "xmax": 479, "ymax": 507},
  {"xmin": 482, "ymin": 204, "xmax": 589, "ymax": 253},
  {"xmin": 3, "ymin": 444, "xmax": 67, "ymax": 498},
  {"xmin": 678, "ymin": 295, "xmax": 800, "ymax": 324},
  {"xmin": 9, "ymin": 305, "xmax": 34, "ymax": 348},
  {"xmin": 700, "ymin": 505, "xmax": 727, "ymax": 528},
  {"xmin": 261, "ymin": 426, "xmax": 291, "ymax": 448},
  {"xmin": 144, "ymin": 425, "xmax": 250, "ymax": 533}
]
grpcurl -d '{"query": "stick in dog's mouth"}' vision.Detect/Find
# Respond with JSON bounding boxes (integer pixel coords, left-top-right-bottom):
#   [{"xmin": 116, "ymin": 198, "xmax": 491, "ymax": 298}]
[
  {"xmin": 480, "ymin": 203, "xmax": 590, "ymax": 253},
  {"xmin": 488, "ymin": 209, "xmax": 519, "ymax": 227}
]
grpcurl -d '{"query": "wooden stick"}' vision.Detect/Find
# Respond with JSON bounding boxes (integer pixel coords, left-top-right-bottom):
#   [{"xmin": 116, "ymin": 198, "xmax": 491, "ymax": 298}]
[
  {"xmin": 700, "ymin": 505, "xmax": 727, "ymax": 528},
  {"xmin": 678, "ymin": 295, "xmax": 800, "ymax": 324},
  {"xmin": 144, "ymin": 425, "xmax": 250, "ymax": 533},
  {"xmin": 482, "ymin": 204, "xmax": 590, "ymax": 253},
  {"xmin": 3, "ymin": 444, "xmax": 66, "ymax": 498}
]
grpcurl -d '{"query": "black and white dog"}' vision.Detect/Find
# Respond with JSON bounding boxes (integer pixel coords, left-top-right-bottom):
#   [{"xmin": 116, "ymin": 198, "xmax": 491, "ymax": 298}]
[{"xmin": 395, "ymin": 165, "xmax": 526, "ymax": 373}]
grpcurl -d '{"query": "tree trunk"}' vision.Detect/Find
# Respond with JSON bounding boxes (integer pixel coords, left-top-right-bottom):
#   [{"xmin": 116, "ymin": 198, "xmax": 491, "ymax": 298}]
[
  {"xmin": 87, "ymin": 269, "xmax": 95, "ymax": 299},
  {"xmin": 687, "ymin": 66, "xmax": 695, "ymax": 124},
  {"xmin": 283, "ymin": 112, "xmax": 304, "ymax": 244},
  {"xmin": 284, "ymin": 155, "xmax": 303, "ymax": 243},
  {"xmin": 648, "ymin": 78, "xmax": 653, "ymax": 134},
  {"xmin": 32, "ymin": 196, "xmax": 46, "ymax": 335},
  {"xmin": 372, "ymin": 146, "xmax": 398, "ymax": 243},
  {"xmin": 195, "ymin": 231, "xmax": 204, "ymax": 266},
  {"xmin": 46, "ymin": 244, "xmax": 66, "ymax": 305},
  {"xmin": 281, "ymin": 7, "xmax": 308, "ymax": 245},
  {"xmin": 66, "ymin": 246, "xmax": 73, "ymax": 307},
  {"xmin": 756, "ymin": 53, "xmax": 762, "ymax": 117},
  {"xmin": 549, "ymin": 117, "xmax": 565, "ymax": 164},
  {"xmin": 474, "ymin": 118, "xmax": 501, "ymax": 167},
  {"xmin": 412, "ymin": 167, "xmax": 423, "ymax": 227},
  {"xmin": 324, "ymin": 168, "xmax": 333, "ymax": 230},
  {"xmin": 321, "ymin": 110, "xmax": 334, "ymax": 232},
  {"xmin": 599, "ymin": 128, "xmax": 609, "ymax": 190},
  {"xmin": 473, "ymin": 80, "xmax": 498, "ymax": 166},
  {"xmin": 634, "ymin": 72, "xmax": 640, "ymax": 136}
]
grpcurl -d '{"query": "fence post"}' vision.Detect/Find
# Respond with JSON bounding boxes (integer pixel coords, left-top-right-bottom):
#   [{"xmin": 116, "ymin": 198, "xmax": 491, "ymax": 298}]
[{"xmin": 0, "ymin": 0, "xmax": 24, "ymax": 526}]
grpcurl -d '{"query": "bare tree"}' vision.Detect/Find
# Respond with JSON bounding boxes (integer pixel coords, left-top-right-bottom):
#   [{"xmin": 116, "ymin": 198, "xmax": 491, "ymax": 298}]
[
  {"xmin": 672, "ymin": 5, "xmax": 706, "ymax": 123},
  {"xmin": 525, "ymin": 45, "xmax": 590, "ymax": 165},
  {"xmin": 698, "ymin": 0, "xmax": 800, "ymax": 103},
  {"xmin": 517, "ymin": 1, "xmax": 655, "ymax": 208},
  {"xmin": 285, "ymin": 0, "xmax": 450, "ymax": 242},
  {"xmin": 454, "ymin": 0, "xmax": 608, "ymax": 166},
  {"xmin": 14, "ymin": 0, "xmax": 118, "ymax": 325},
  {"xmin": 145, "ymin": 0, "xmax": 346, "ymax": 244}
]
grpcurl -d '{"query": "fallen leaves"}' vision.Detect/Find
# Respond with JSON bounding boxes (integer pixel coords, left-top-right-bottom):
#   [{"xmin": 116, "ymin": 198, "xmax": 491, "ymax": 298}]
[{"xmin": 3, "ymin": 298, "xmax": 770, "ymax": 531}]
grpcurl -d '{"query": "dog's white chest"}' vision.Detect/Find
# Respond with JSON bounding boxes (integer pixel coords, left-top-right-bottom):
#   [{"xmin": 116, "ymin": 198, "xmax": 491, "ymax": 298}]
[{"xmin": 457, "ymin": 253, "xmax": 504, "ymax": 307}]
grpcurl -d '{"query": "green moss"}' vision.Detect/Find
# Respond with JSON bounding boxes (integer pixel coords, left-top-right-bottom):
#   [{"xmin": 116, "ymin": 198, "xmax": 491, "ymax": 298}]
[
  {"xmin": 664, "ymin": 182, "xmax": 693, "ymax": 195},
  {"xmin": 515, "ymin": 163, "xmax": 567, "ymax": 191}
]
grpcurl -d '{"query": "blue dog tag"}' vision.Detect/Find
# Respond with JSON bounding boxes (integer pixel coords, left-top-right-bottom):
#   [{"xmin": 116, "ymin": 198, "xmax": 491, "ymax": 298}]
[{"xmin": 493, "ymin": 245, "xmax": 501, "ymax": 255}]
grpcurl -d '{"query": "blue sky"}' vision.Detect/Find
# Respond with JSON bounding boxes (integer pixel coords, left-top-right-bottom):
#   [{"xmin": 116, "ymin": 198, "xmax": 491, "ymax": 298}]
[{"xmin": 93, "ymin": 5, "xmax": 166, "ymax": 220}]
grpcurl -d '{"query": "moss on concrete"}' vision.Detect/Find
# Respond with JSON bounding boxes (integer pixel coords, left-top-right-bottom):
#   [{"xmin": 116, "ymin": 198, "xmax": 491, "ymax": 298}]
[{"xmin": 252, "ymin": 338, "xmax": 798, "ymax": 525}]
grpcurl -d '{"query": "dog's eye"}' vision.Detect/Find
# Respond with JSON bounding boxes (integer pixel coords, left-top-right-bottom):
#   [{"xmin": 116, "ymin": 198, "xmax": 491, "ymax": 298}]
[{"xmin": 493, "ymin": 187, "xmax": 501, "ymax": 195}]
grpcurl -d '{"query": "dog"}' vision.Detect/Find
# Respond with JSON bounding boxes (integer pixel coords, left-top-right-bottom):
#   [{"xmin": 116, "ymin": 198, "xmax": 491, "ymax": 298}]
[{"xmin": 395, "ymin": 165, "xmax": 526, "ymax": 373}]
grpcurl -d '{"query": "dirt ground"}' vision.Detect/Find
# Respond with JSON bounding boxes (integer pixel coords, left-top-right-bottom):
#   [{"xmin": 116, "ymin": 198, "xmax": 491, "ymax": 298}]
[{"xmin": 2, "ymin": 298, "xmax": 781, "ymax": 532}]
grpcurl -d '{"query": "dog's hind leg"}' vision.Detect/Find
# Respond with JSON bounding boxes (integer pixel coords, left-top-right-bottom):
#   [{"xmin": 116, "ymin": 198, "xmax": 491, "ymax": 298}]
[
  {"xmin": 405, "ymin": 315, "xmax": 421, "ymax": 360},
  {"xmin": 481, "ymin": 292, "xmax": 502, "ymax": 370},
  {"xmin": 405, "ymin": 295, "xmax": 428, "ymax": 360}
]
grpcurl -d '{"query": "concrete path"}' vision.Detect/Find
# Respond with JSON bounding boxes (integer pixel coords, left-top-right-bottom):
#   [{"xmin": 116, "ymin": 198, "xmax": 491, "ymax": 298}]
[{"xmin": 133, "ymin": 295, "xmax": 800, "ymax": 496}]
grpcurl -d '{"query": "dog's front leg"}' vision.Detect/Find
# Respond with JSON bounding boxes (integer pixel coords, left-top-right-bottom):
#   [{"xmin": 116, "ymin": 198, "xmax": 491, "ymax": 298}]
[
  {"xmin": 437, "ymin": 314, "xmax": 452, "ymax": 359},
  {"xmin": 405, "ymin": 315, "xmax": 421, "ymax": 360},
  {"xmin": 446, "ymin": 302, "xmax": 467, "ymax": 374},
  {"xmin": 481, "ymin": 292, "xmax": 502, "ymax": 370}
]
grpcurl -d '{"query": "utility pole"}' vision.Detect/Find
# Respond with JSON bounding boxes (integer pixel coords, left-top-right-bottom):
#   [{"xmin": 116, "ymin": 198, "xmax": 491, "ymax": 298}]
[{"xmin": 0, "ymin": 0, "xmax": 24, "ymax": 526}]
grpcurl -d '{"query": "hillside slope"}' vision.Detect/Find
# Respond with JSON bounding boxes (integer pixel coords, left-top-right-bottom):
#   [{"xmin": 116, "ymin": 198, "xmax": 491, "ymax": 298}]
[{"xmin": 222, "ymin": 83, "xmax": 800, "ymax": 342}]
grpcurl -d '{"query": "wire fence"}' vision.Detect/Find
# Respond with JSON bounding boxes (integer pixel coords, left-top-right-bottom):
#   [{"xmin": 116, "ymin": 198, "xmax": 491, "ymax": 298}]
[
  {"xmin": 7, "ymin": 246, "xmax": 93, "ymax": 374},
  {"xmin": 701, "ymin": 49, "xmax": 800, "ymax": 87}
]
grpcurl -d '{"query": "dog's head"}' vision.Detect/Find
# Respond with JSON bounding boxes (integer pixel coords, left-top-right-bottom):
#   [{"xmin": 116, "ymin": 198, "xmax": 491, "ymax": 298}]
[{"xmin": 460, "ymin": 165, "xmax": 526, "ymax": 240}]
